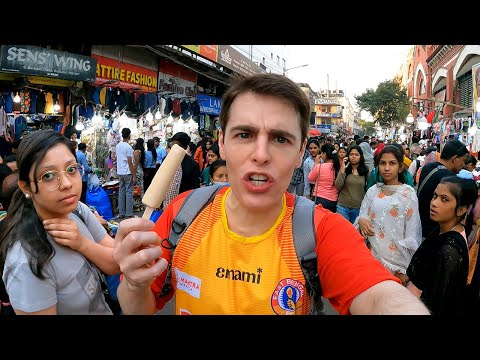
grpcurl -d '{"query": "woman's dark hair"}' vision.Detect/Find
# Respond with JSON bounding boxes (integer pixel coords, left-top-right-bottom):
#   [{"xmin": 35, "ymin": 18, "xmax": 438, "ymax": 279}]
[
  {"xmin": 440, "ymin": 176, "xmax": 478, "ymax": 237},
  {"xmin": 307, "ymin": 138, "xmax": 320, "ymax": 155},
  {"xmin": 0, "ymin": 129, "xmax": 76, "ymax": 279},
  {"xmin": 376, "ymin": 145, "xmax": 406, "ymax": 184},
  {"xmin": 146, "ymin": 139, "xmax": 157, "ymax": 163},
  {"xmin": 134, "ymin": 138, "xmax": 145, "ymax": 167},
  {"xmin": 0, "ymin": 163, "xmax": 13, "ymax": 187},
  {"xmin": 208, "ymin": 142, "xmax": 220, "ymax": 158},
  {"xmin": 320, "ymin": 143, "xmax": 340, "ymax": 182},
  {"xmin": 188, "ymin": 142, "xmax": 197, "ymax": 156},
  {"xmin": 464, "ymin": 153, "xmax": 477, "ymax": 167},
  {"xmin": 209, "ymin": 159, "xmax": 227, "ymax": 179},
  {"xmin": 346, "ymin": 145, "xmax": 369, "ymax": 177}
]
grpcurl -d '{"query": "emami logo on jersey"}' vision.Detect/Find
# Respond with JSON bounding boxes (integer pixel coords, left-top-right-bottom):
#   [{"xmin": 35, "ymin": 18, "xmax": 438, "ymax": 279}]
[{"xmin": 215, "ymin": 267, "xmax": 262, "ymax": 284}]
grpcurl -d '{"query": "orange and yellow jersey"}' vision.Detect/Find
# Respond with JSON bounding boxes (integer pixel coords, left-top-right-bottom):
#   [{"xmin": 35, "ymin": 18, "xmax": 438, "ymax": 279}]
[{"xmin": 152, "ymin": 187, "xmax": 399, "ymax": 315}]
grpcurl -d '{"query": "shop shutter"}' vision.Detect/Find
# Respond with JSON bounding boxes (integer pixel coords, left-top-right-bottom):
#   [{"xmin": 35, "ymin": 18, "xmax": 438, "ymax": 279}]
[{"xmin": 458, "ymin": 71, "xmax": 473, "ymax": 109}]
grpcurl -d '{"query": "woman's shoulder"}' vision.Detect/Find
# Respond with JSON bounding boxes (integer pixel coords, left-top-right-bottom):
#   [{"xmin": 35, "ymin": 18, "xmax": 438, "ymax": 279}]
[
  {"xmin": 3, "ymin": 240, "xmax": 30, "ymax": 267},
  {"xmin": 436, "ymin": 230, "xmax": 468, "ymax": 253}
]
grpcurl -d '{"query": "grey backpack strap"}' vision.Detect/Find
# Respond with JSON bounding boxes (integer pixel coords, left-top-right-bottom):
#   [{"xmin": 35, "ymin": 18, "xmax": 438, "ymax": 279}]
[
  {"xmin": 161, "ymin": 185, "xmax": 225, "ymax": 298},
  {"xmin": 168, "ymin": 184, "xmax": 225, "ymax": 249},
  {"xmin": 292, "ymin": 195, "xmax": 324, "ymax": 315},
  {"xmin": 417, "ymin": 164, "xmax": 447, "ymax": 197}
]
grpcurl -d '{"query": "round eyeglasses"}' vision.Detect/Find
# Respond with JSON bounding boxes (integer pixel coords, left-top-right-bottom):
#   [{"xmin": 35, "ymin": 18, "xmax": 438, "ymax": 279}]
[{"xmin": 37, "ymin": 163, "xmax": 85, "ymax": 191}]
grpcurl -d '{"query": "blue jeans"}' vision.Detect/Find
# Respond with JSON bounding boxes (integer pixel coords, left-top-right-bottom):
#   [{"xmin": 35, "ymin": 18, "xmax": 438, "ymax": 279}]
[
  {"xmin": 336, "ymin": 204, "xmax": 360, "ymax": 224},
  {"xmin": 118, "ymin": 174, "xmax": 134, "ymax": 217}
]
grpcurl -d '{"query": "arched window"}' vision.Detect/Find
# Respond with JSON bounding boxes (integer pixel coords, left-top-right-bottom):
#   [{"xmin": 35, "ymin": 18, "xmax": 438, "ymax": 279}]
[{"xmin": 420, "ymin": 78, "xmax": 426, "ymax": 94}]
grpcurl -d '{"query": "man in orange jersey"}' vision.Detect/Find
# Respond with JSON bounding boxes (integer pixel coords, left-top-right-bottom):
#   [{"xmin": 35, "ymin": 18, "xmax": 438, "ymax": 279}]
[{"xmin": 113, "ymin": 73, "xmax": 429, "ymax": 315}]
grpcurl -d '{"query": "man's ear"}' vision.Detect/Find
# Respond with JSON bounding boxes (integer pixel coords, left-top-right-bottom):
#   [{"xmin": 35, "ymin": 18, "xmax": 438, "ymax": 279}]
[
  {"xmin": 218, "ymin": 129, "xmax": 226, "ymax": 160},
  {"xmin": 295, "ymin": 138, "xmax": 307, "ymax": 168}
]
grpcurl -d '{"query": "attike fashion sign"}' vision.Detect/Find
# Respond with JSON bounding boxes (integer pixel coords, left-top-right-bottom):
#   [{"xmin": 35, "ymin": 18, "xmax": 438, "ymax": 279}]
[{"xmin": 0, "ymin": 45, "xmax": 97, "ymax": 82}]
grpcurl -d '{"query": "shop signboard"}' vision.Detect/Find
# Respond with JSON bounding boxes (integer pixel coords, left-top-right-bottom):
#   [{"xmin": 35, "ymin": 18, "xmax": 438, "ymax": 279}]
[
  {"xmin": 473, "ymin": 62, "xmax": 480, "ymax": 118},
  {"xmin": 0, "ymin": 45, "xmax": 97, "ymax": 82},
  {"xmin": 196, "ymin": 94, "xmax": 222, "ymax": 116},
  {"xmin": 158, "ymin": 59, "xmax": 197, "ymax": 98},
  {"xmin": 318, "ymin": 124, "xmax": 331, "ymax": 133},
  {"xmin": 92, "ymin": 54, "xmax": 158, "ymax": 92},
  {"xmin": 217, "ymin": 45, "xmax": 264, "ymax": 77},
  {"xmin": 158, "ymin": 72, "xmax": 197, "ymax": 98},
  {"xmin": 181, "ymin": 45, "xmax": 218, "ymax": 62},
  {"xmin": 315, "ymin": 98, "xmax": 341, "ymax": 105},
  {"xmin": 0, "ymin": 72, "xmax": 79, "ymax": 87}
]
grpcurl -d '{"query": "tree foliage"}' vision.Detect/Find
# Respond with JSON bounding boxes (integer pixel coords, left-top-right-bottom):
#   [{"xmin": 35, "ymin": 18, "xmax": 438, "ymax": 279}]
[
  {"xmin": 355, "ymin": 78, "xmax": 409, "ymax": 128},
  {"xmin": 357, "ymin": 119, "xmax": 376, "ymax": 136}
]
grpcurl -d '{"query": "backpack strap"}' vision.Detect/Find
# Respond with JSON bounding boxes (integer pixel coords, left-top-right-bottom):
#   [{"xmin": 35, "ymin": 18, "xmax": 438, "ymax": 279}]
[
  {"xmin": 168, "ymin": 184, "xmax": 225, "ymax": 248},
  {"xmin": 160, "ymin": 184, "xmax": 225, "ymax": 297},
  {"xmin": 292, "ymin": 195, "xmax": 324, "ymax": 315},
  {"xmin": 417, "ymin": 164, "xmax": 447, "ymax": 196}
]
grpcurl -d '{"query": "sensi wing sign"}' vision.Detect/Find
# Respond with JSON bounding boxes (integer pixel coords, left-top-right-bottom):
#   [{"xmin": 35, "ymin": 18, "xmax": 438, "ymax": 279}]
[{"xmin": 0, "ymin": 45, "xmax": 97, "ymax": 82}]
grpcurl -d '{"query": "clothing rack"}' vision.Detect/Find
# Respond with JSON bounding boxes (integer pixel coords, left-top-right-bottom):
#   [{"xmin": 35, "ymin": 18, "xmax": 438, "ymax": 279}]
[{"xmin": 6, "ymin": 112, "xmax": 64, "ymax": 117}]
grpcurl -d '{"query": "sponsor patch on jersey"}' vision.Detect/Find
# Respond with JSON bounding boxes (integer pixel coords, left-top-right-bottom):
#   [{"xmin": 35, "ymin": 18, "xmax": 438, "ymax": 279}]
[
  {"xmin": 271, "ymin": 278, "xmax": 306, "ymax": 315},
  {"xmin": 174, "ymin": 267, "xmax": 201, "ymax": 298}
]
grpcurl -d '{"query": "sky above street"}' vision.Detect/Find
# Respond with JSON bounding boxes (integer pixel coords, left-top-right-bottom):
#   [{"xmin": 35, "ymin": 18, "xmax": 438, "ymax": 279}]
[{"xmin": 286, "ymin": 45, "xmax": 413, "ymax": 109}]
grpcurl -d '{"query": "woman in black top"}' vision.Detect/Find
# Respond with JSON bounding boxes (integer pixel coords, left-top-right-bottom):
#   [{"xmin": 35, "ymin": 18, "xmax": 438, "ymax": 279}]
[{"xmin": 407, "ymin": 176, "xmax": 477, "ymax": 315}]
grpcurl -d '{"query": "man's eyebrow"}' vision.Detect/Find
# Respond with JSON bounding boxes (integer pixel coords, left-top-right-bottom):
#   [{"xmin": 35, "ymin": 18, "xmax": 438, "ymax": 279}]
[{"xmin": 229, "ymin": 125, "xmax": 297, "ymax": 141}]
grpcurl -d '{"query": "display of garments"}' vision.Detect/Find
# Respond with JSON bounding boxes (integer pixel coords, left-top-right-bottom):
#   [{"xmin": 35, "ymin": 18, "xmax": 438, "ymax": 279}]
[
  {"xmin": 92, "ymin": 86, "xmax": 101, "ymax": 104},
  {"xmin": 57, "ymin": 93, "xmax": 65, "ymax": 113},
  {"xmin": 29, "ymin": 91, "xmax": 38, "ymax": 113},
  {"xmin": 165, "ymin": 97, "xmax": 173, "ymax": 114},
  {"xmin": 45, "ymin": 92, "xmax": 54, "ymax": 114},
  {"xmin": 159, "ymin": 97, "xmax": 166, "ymax": 115},
  {"xmin": 100, "ymin": 87, "xmax": 107, "ymax": 105},
  {"xmin": 172, "ymin": 98, "xmax": 181, "ymax": 116},
  {"xmin": 20, "ymin": 91, "xmax": 30, "ymax": 113},
  {"xmin": 36, "ymin": 92, "xmax": 46, "ymax": 113}
]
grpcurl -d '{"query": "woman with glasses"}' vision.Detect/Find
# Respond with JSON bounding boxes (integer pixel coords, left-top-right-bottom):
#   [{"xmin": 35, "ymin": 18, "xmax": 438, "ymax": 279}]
[{"xmin": 0, "ymin": 130, "xmax": 120, "ymax": 315}]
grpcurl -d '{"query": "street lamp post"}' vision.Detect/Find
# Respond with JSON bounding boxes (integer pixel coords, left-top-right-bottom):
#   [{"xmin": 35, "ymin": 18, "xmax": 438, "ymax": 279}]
[
  {"xmin": 283, "ymin": 64, "xmax": 309, "ymax": 76},
  {"xmin": 406, "ymin": 113, "xmax": 414, "ymax": 124}
]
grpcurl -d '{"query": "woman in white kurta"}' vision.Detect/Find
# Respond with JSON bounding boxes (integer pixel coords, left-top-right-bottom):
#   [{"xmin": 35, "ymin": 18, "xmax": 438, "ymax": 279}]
[{"xmin": 356, "ymin": 145, "xmax": 422, "ymax": 285}]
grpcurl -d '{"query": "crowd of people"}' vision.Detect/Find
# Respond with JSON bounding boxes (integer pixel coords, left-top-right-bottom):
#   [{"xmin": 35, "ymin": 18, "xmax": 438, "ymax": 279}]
[
  {"xmin": 0, "ymin": 72, "xmax": 479, "ymax": 315},
  {"xmin": 287, "ymin": 127, "xmax": 480, "ymax": 315}
]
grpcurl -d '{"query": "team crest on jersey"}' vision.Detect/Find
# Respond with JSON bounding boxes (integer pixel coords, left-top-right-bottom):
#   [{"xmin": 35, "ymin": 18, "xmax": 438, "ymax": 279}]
[{"xmin": 271, "ymin": 278, "xmax": 306, "ymax": 315}]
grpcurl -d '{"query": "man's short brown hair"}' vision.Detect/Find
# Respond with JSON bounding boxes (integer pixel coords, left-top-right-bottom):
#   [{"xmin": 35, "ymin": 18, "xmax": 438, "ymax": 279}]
[{"xmin": 219, "ymin": 73, "xmax": 310, "ymax": 147}]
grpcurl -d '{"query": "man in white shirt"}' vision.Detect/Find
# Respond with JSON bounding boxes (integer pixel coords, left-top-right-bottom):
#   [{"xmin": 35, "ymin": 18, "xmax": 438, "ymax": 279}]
[
  {"xmin": 153, "ymin": 136, "xmax": 167, "ymax": 173},
  {"xmin": 115, "ymin": 128, "xmax": 136, "ymax": 219}
]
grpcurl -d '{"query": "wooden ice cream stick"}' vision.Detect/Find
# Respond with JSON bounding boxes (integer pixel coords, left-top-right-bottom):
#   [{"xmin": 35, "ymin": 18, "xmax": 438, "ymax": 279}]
[{"xmin": 141, "ymin": 143, "xmax": 186, "ymax": 220}]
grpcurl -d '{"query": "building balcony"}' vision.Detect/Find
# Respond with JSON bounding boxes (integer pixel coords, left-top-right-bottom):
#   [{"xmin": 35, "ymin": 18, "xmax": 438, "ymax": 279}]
[
  {"xmin": 316, "ymin": 112, "xmax": 331, "ymax": 117},
  {"xmin": 426, "ymin": 45, "xmax": 440, "ymax": 59}
]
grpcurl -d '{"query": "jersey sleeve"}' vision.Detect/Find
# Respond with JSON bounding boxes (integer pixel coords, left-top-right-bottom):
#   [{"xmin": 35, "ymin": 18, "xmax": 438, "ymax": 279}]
[
  {"xmin": 150, "ymin": 190, "xmax": 192, "ymax": 310},
  {"xmin": 314, "ymin": 208, "xmax": 400, "ymax": 315}
]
